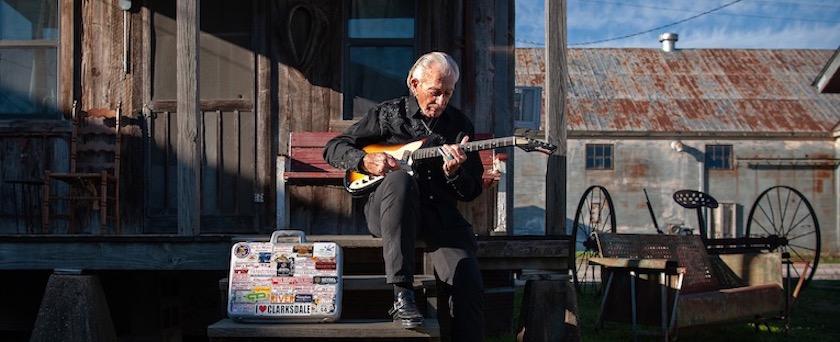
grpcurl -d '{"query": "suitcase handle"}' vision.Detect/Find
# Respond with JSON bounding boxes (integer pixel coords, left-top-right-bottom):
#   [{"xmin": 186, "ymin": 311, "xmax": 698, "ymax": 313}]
[{"xmin": 270, "ymin": 229, "xmax": 306, "ymax": 243}]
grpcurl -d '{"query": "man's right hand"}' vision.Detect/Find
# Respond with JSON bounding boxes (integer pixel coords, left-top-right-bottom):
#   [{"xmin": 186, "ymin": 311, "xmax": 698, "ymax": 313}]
[{"xmin": 363, "ymin": 152, "xmax": 399, "ymax": 176}]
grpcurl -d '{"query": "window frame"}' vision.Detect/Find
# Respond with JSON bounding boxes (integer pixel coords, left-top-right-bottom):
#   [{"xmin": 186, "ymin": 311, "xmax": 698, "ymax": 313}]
[
  {"xmin": 585, "ymin": 143, "xmax": 614, "ymax": 170},
  {"xmin": 705, "ymin": 144, "xmax": 734, "ymax": 170},
  {"xmin": 341, "ymin": 0, "xmax": 418, "ymax": 120},
  {"xmin": 0, "ymin": 0, "xmax": 66, "ymax": 119},
  {"xmin": 513, "ymin": 86, "xmax": 541, "ymax": 130}
]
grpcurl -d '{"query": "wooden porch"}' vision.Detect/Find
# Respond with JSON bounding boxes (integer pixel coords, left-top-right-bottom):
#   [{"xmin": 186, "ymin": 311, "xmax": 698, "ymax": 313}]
[{"xmin": 2, "ymin": 233, "xmax": 572, "ymax": 341}]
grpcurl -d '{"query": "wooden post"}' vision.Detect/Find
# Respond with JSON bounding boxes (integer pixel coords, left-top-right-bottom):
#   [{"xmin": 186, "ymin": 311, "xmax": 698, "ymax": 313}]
[
  {"xmin": 255, "ymin": 1, "xmax": 272, "ymax": 231},
  {"xmin": 469, "ymin": 0, "xmax": 516, "ymax": 234},
  {"xmin": 176, "ymin": 0, "xmax": 201, "ymax": 235},
  {"xmin": 58, "ymin": 0, "xmax": 74, "ymax": 114},
  {"xmin": 516, "ymin": 274, "xmax": 580, "ymax": 342},
  {"xmin": 544, "ymin": 0, "xmax": 568, "ymax": 236},
  {"xmin": 496, "ymin": 0, "xmax": 515, "ymax": 235}
]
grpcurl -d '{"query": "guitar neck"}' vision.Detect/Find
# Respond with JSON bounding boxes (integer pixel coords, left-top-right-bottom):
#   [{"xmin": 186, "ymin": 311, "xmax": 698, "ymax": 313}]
[{"xmin": 412, "ymin": 137, "xmax": 517, "ymax": 160}]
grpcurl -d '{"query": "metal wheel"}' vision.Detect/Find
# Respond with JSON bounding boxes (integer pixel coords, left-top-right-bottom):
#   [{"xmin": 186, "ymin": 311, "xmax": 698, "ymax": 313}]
[
  {"xmin": 746, "ymin": 186, "xmax": 821, "ymax": 291},
  {"xmin": 571, "ymin": 185, "xmax": 617, "ymax": 296}
]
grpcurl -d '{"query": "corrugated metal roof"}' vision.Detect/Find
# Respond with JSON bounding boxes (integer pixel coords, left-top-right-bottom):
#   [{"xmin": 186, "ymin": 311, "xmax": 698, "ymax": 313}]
[{"xmin": 516, "ymin": 48, "xmax": 840, "ymax": 135}]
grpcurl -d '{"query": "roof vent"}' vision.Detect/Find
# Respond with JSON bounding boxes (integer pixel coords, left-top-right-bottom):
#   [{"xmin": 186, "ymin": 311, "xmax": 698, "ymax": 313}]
[{"xmin": 659, "ymin": 33, "xmax": 678, "ymax": 52}]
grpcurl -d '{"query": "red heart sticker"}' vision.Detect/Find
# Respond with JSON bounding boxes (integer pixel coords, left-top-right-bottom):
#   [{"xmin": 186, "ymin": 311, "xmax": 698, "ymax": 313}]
[{"xmin": 259, "ymin": 305, "xmax": 267, "ymax": 313}]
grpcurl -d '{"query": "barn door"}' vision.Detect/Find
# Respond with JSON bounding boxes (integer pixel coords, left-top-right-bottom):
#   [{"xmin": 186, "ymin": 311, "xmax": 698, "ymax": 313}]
[{"xmin": 146, "ymin": 0, "xmax": 264, "ymax": 233}]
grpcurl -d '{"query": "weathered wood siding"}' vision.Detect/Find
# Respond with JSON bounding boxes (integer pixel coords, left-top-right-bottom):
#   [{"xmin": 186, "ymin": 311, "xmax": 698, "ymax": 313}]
[
  {"xmin": 0, "ymin": 129, "xmax": 67, "ymax": 233},
  {"xmin": 273, "ymin": 0, "xmax": 343, "ymax": 149},
  {"xmin": 1, "ymin": 0, "xmax": 515, "ymax": 236},
  {"xmin": 1, "ymin": 0, "xmax": 147, "ymax": 234}
]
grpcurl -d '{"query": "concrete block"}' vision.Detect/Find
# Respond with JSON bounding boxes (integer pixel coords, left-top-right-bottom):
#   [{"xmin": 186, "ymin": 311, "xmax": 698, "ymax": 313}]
[{"xmin": 30, "ymin": 273, "xmax": 117, "ymax": 342}]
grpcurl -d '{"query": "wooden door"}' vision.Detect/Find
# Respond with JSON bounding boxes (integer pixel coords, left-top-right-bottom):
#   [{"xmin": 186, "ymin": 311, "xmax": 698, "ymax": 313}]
[{"xmin": 146, "ymin": 0, "xmax": 265, "ymax": 234}]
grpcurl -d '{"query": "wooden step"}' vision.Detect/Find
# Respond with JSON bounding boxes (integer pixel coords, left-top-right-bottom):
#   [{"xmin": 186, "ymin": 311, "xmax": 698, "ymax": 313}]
[
  {"xmin": 219, "ymin": 275, "xmax": 438, "ymax": 320},
  {"xmin": 342, "ymin": 274, "xmax": 435, "ymax": 291},
  {"xmin": 340, "ymin": 274, "xmax": 437, "ymax": 320},
  {"xmin": 207, "ymin": 318, "xmax": 440, "ymax": 341}
]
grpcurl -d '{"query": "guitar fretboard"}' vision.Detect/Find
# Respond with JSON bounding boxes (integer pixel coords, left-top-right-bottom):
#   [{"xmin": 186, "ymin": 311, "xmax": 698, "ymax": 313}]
[{"xmin": 412, "ymin": 137, "xmax": 517, "ymax": 160}]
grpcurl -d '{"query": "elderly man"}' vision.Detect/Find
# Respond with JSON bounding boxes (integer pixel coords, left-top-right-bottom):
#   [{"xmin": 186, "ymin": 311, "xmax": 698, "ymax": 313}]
[{"xmin": 323, "ymin": 51, "xmax": 486, "ymax": 341}]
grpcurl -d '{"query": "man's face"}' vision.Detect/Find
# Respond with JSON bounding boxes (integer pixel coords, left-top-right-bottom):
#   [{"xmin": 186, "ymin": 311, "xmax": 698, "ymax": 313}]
[{"xmin": 411, "ymin": 64, "xmax": 456, "ymax": 119}]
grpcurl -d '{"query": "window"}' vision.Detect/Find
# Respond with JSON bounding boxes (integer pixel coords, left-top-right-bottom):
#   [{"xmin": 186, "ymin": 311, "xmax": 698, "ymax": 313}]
[
  {"xmin": 343, "ymin": 0, "xmax": 416, "ymax": 120},
  {"xmin": 514, "ymin": 87, "xmax": 541, "ymax": 129},
  {"xmin": 586, "ymin": 144, "xmax": 613, "ymax": 170},
  {"xmin": 0, "ymin": 0, "xmax": 59, "ymax": 118},
  {"xmin": 706, "ymin": 144, "xmax": 733, "ymax": 170},
  {"xmin": 150, "ymin": 0, "xmax": 253, "ymax": 101}
]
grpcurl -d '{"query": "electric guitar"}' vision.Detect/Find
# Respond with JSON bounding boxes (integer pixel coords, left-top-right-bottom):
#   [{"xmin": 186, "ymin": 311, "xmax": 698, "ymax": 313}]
[{"xmin": 344, "ymin": 134, "xmax": 556, "ymax": 196}]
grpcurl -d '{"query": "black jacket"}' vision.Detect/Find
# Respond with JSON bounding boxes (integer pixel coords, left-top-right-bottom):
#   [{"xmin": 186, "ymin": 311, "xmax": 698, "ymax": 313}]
[{"xmin": 322, "ymin": 96, "xmax": 484, "ymax": 233}]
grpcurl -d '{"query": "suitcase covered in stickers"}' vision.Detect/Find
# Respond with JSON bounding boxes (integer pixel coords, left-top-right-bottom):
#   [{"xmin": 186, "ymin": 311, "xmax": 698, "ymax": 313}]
[{"xmin": 226, "ymin": 230, "xmax": 343, "ymax": 323}]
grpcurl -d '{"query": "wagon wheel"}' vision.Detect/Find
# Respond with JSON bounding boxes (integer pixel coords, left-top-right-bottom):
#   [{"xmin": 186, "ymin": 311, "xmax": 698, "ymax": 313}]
[
  {"xmin": 571, "ymin": 185, "xmax": 617, "ymax": 296},
  {"xmin": 746, "ymin": 186, "xmax": 821, "ymax": 292}
]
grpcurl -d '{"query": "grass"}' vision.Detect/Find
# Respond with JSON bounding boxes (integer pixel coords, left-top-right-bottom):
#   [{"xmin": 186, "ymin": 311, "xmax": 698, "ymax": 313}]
[{"xmin": 488, "ymin": 280, "xmax": 840, "ymax": 341}]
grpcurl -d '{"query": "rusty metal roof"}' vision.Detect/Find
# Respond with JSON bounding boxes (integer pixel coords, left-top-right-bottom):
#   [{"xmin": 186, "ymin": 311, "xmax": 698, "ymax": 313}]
[{"xmin": 516, "ymin": 48, "xmax": 840, "ymax": 136}]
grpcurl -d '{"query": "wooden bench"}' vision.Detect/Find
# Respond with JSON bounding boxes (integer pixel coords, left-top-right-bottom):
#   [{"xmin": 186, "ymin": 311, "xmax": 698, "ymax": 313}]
[
  {"xmin": 591, "ymin": 233, "xmax": 786, "ymax": 341},
  {"xmin": 277, "ymin": 131, "xmax": 501, "ymax": 235}
]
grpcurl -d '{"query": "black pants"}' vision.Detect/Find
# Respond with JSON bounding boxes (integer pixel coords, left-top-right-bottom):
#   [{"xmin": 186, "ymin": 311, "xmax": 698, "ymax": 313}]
[{"xmin": 365, "ymin": 170, "xmax": 486, "ymax": 342}]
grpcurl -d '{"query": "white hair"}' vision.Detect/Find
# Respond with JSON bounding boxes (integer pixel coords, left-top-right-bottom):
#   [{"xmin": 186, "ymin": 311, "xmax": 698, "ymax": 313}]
[{"xmin": 406, "ymin": 52, "xmax": 460, "ymax": 95}]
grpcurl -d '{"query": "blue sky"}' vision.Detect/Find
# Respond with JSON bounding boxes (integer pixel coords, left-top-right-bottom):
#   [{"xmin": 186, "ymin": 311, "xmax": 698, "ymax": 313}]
[{"xmin": 516, "ymin": 0, "xmax": 840, "ymax": 49}]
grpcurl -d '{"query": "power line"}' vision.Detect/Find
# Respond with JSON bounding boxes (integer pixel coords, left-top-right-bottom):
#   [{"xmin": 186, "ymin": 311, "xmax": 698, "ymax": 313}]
[
  {"xmin": 569, "ymin": 0, "xmax": 745, "ymax": 46},
  {"xmin": 579, "ymin": 0, "xmax": 839, "ymax": 24},
  {"xmin": 749, "ymin": 0, "xmax": 840, "ymax": 8},
  {"xmin": 517, "ymin": 38, "xmax": 545, "ymax": 46},
  {"xmin": 515, "ymin": 0, "xmax": 839, "ymax": 47}
]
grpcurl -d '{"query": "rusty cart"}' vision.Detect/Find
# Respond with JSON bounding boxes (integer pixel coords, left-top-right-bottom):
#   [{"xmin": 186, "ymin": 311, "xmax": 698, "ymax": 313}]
[
  {"xmin": 569, "ymin": 185, "xmax": 821, "ymax": 340},
  {"xmin": 570, "ymin": 185, "xmax": 821, "ymax": 296}
]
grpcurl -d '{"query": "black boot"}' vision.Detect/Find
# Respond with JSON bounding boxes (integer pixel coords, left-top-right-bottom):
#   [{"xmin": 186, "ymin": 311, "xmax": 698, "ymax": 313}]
[{"xmin": 388, "ymin": 289, "xmax": 424, "ymax": 329}]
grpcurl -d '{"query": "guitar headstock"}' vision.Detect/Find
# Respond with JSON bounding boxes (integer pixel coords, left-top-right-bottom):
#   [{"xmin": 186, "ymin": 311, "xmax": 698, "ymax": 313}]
[{"xmin": 513, "ymin": 136, "xmax": 556, "ymax": 154}]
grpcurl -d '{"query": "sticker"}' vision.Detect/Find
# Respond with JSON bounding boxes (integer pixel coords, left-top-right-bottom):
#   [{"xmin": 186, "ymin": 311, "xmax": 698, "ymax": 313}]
[
  {"xmin": 229, "ymin": 303, "xmax": 253, "ymax": 313},
  {"xmin": 248, "ymin": 268, "xmax": 275, "ymax": 277},
  {"xmin": 315, "ymin": 260, "xmax": 337, "ymax": 270},
  {"xmin": 270, "ymin": 293, "xmax": 296, "ymax": 304},
  {"xmin": 255, "ymin": 303, "xmax": 313, "ymax": 316},
  {"xmin": 315, "ymin": 303, "xmax": 336, "ymax": 314},
  {"xmin": 293, "ymin": 245, "xmax": 313, "ymax": 256},
  {"xmin": 231, "ymin": 290, "xmax": 268, "ymax": 304},
  {"xmin": 295, "ymin": 294, "xmax": 314, "ymax": 303},
  {"xmin": 313, "ymin": 276, "xmax": 339, "ymax": 285},
  {"xmin": 233, "ymin": 243, "xmax": 251, "ymax": 258},
  {"xmin": 313, "ymin": 243, "xmax": 337, "ymax": 258},
  {"xmin": 276, "ymin": 257, "xmax": 295, "ymax": 276},
  {"xmin": 258, "ymin": 252, "xmax": 272, "ymax": 263}
]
